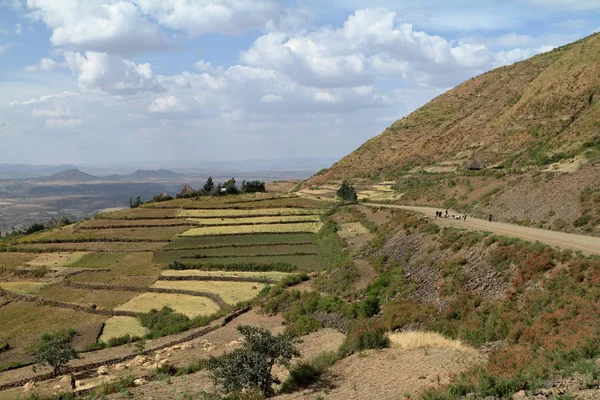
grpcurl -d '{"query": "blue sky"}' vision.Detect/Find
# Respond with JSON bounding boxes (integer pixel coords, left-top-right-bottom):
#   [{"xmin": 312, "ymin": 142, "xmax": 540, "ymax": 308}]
[{"xmin": 0, "ymin": 0, "xmax": 599, "ymax": 166}]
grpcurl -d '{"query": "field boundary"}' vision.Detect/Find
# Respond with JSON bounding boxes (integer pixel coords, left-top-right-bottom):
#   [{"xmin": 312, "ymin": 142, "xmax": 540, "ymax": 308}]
[
  {"xmin": 179, "ymin": 231, "xmax": 318, "ymax": 238},
  {"xmin": 157, "ymin": 275, "xmax": 276, "ymax": 284},
  {"xmin": 179, "ymin": 252, "xmax": 318, "ymax": 259},
  {"xmin": 79, "ymin": 223, "xmax": 195, "ymax": 230},
  {"xmin": 65, "ymin": 282, "xmax": 228, "ymax": 308},
  {"xmin": 162, "ymin": 242, "xmax": 315, "ymax": 251},
  {"xmin": 19, "ymin": 239, "xmax": 171, "ymax": 244},
  {"xmin": 0, "ymin": 307, "xmax": 251, "ymax": 392},
  {"xmin": 0, "ymin": 289, "xmax": 140, "ymax": 317}
]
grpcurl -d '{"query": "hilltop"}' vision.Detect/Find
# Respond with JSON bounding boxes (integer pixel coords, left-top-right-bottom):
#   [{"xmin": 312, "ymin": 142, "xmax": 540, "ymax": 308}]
[
  {"xmin": 310, "ymin": 33, "xmax": 600, "ymax": 182},
  {"xmin": 37, "ymin": 169, "xmax": 100, "ymax": 183}
]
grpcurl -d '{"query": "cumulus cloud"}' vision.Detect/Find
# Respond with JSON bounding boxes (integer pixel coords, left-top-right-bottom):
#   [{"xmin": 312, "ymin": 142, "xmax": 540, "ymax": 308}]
[
  {"xmin": 133, "ymin": 0, "xmax": 285, "ymax": 36},
  {"xmin": 24, "ymin": 57, "xmax": 67, "ymax": 72},
  {"xmin": 147, "ymin": 95, "xmax": 187, "ymax": 113},
  {"xmin": 64, "ymin": 51, "xmax": 164, "ymax": 95},
  {"xmin": 24, "ymin": 0, "xmax": 167, "ymax": 54},
  {"xmin": 9, "ymin": 91, "xmax": 76, "ymax": 107},
  {"xmin": 260, "ymin": 94, "xmax": 282, "ymax": 103}
]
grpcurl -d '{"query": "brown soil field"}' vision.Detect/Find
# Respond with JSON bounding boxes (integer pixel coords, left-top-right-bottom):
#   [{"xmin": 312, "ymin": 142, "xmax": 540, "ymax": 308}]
[
  {"xmin": 18, "ymin": 225, "xmax": 187, "ymax": 242},
  {"xmin": 13, "ymin": 241, "xmax": 167, "ymax": 252},
  {"xmin": 99, "ymin": 208, "xmax": 180, "ymax": 219},
  {"xmin": 25, "ymin": 252, "xmax": 88, "ymax": 268},
  {"xmin": 0, "ymin": 253, "xmax": 37, "ymax": 268},
  {"xmin": 79, "ymin": 218, "xmax": 189, "ymax": 228},
  {"xmin": 35, "ymin": 284, "xmax": 139, "ymax": 309},
  {"xmin": 114, "ymin": 292, "xmax": 220, "ymax": 318}
]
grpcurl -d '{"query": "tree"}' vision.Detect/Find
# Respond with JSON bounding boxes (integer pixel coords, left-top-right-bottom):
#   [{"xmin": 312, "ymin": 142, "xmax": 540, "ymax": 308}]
[
  {"xmin": 224, "ymin": 177, "xmax": 239, "ymax": 195},
  {"xmin": 203, "ymin": 176, "xmax": 214, "ymax": 194},
  {"xmin": 242, "ymin": 180, "xmax": 266, "ymax": 193},
  {"xmin": 59, "ymin": 216, "xmax": 72, "ymax": 226},
  {"xmin": 206, "ymin": 325, "xmax": 297, "ymax": 397},
  {"xmin": 33, "ymin": 329, "xmax": 78, "ymax": 376},
  {"xmin": 336, "ymin": 180, "xmax": 358, "ymax": 202},
  {"xmin": 24, "ymin": 223, "xmax": 46, "ymax": 235},
  {"xmin": 129, "ymin": 196, "xmax": 142, "ymax": 208}
]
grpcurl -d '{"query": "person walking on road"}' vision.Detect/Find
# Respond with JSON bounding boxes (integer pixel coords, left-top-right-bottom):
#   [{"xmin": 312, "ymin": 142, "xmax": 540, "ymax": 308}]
[{"xmin": 488, "ymin": 214, "xmax": 492, "ymax": 222}]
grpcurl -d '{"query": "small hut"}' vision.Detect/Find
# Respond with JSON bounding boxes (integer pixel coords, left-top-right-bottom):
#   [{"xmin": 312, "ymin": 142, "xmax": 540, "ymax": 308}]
[
  {"xmin": 467, "ymin": 159, "xmax": 485, "ymax": 171},
  {"xmin": 157, "ymin": 192, "xmax": 170, "ymax": 200},
  {"xmin": 180, "ymin": 184, "xmax": 195, "ymax": 196}
]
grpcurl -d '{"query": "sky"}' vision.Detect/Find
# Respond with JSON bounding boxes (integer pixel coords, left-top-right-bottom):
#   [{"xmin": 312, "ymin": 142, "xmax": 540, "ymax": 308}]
[{"xmin": 0, "ymin": 0, "xmax": 599, "ymax": 166}]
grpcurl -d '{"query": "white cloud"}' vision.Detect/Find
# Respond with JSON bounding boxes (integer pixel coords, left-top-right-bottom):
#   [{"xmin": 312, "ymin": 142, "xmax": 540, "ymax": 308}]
[
  {"xmin": 15, "ymin": 23, "xmax": 22, "ymax": 34},
  {"xmin": 147, "ymin": 96, "xmax": 187, "ymax": 113},
  {"xmin": 24, "ymin": 57, "xmax": 67, "ymax": 72},
  {"xmin": 24, "ymin": 0, "xmax": 167, "ymax": 54},
  {"xmin": 133, "ymin": 0, "xmax": 285, "ymax": 36},
  {"xmin": 9, "ymin": 91, "xmax": 76, "ymax": 107},
  {"xmin": 32, "ymin": 107, "xmax": 74, "ymax": 118},
  {"xmin": 314, "ymin": 91, "xmax": 338, "ymax": 103},
  {"xmin": 195, "ymin": 60, "xmax": 214, "ymax": 72},
  {"xmin": 0, "ymin": 43, "xmax": 13, "ymax": 54},
  {"xmin": 45, "ymin": 118, "xmax": 84, "ymax": 128},
  {"xmin": 64, "ymin": 51, "xmax": 164, "ymax": 95},
  {"xmin": 260, "ymin": 94, "xmax": 282, "ymax": 103}
]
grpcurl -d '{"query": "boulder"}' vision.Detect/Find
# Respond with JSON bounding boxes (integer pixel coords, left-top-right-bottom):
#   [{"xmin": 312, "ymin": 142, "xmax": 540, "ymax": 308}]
[
  {"xmin": 512, "ymin": 390, "xmax": 527, "ymax": 400},
  {"xmin": 113, "ymin": 363, "xmax": 127, "ymax": 371},
  {"xmin": 133, "ymin": 378, "xmax": 147, "ymax": 387},
  {"xmin": 97, "ymin": 366, "xmax": 109, "ymax": 375},
  {"xmin": 23, "ymin": 381, "xmax": 36, "ymax": 392}
]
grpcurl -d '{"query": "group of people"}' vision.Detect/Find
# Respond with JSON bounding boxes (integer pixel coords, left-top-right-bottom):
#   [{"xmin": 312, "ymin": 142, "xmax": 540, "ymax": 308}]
[
  {"xmin": 434, "ymin": 209, "xmax": 494, "ymax": 222},
  {"xmin": 435, "ymin": 209, "xmax": 467, "ymax": 221}
]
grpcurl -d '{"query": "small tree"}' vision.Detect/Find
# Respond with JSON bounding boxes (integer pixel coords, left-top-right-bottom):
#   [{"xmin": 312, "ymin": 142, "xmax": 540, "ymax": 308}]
[
  {"xmin": 336, "ymin": 180, "xmax": 357, "ymax": 202},
  {"xmin": 34, "ymin": 329, "xmax": 78, "ymax": 376},
  {"xmin": 224, "ymin": 177, "xmax": 239, "ymax": 195},
  {"xmin": 242, "ymin": 180, "xmax": 266, "ymax": 193},
  {"xmin": 206, "ymin": 325, "xmax": 297, "ymax": 397},
  {"xmin": 203, "ymin": 176, "xmax": 215, "ymax": 194},
  {"xmin": 129, "ymin": 196, "xmax": 142, "ymax": 208}
]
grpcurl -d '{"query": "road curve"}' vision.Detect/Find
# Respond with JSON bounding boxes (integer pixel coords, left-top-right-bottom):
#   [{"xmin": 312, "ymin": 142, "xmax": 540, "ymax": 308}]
[{"xmin": 363, "ymin": 203, "xmax": 600, "ymax": 256}]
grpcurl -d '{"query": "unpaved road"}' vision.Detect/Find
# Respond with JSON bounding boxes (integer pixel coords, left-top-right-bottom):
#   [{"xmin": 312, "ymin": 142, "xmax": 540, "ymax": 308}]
[{"xmin": 364, "ymin": 203, "xmax": 600, "ymax": 256}]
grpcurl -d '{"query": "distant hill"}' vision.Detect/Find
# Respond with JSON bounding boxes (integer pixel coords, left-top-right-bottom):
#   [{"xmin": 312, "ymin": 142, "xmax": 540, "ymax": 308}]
[
  {"xmin": 309, "ymin": 33, "xmax": 600, "ymax": 183},
  {"xmin": 117, "ymin": 169, "xmax": 183, "ymax": 180},
  {"xmin": 38, "ymin": 169, "xmax": 100, "ymax": 182},
  {"xmin": 0, "ymin": 163, "xmax": 78, "ymax": 179}
]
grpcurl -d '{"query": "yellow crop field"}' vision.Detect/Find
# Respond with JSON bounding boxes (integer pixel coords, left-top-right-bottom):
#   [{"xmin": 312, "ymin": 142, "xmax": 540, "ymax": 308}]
[
  {"xmin": 99, "ymin": 316, "xmax": 149, "ymax": 342},
  {"xmin": 153, "ymin": 281, "xmax": 267, "ymax": 305},
  {"xmin": 161, "ymin": 270, "xmax": 294, "ymax": 281},
  {"xmin": 0, "ymin": 253, "xmax": 38, "ymax": 268},
  {"xmin": 185, "ymin": 215, "xmax": 322, "ymax": 225},
  {"xmin": 0, "ymin": 281, "xmax": 48, "ymax": 294},
  {"xmin": 26, "ymin": 252, "xmax": 88, "ymax": 268},
  {"xmin": 179, "ymin": 208, "xmax": 323, "ymax": 218},
  {"xmin": 180, "ymin": 222, "xmax": 323, "ymax": 236},
  {"xmin": 114, "ymin": 293, "xmax": 220, "ymax": 317}
]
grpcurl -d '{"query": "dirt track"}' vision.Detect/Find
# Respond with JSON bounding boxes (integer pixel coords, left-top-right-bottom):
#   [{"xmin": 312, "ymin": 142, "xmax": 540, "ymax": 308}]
[{"xmin": 364, "ymin": 203, "xmax": 600, "ymax": 256}]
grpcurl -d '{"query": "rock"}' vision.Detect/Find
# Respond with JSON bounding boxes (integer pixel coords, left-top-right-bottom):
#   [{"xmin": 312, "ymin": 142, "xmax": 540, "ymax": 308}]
[
  {"xmin": 154, "ymin": 353, "xmax": 162, "ymax": 362},
  {"xmin": 133, "ymin": 378, "xmax": 147, "ymax": 387},
  {"xmin": 181, "ymin": 343, "xmax": 194, "ymax": 350},
  {"xmin": 97, "ymin": 366, "xmax": 109, "ymax": 375},
  {"xmin": 157, "ymin": 359, "xmax": 170, "ymax": 369},
  {"xmin": 142, "ymin": 361, "xmax": 154, "ymax": 368},
  {"xmin": 466, "ymin": 394, "xmax": 476, "ymax": 400},
  {"xmin": 595, "ymin": 358, "xmax": 600, "ymax": 368},
  {"xmin": 23, "ymin": 381, "xmax": 36, "ymax": 391},
  {"xmin": 132, "ymin": 355, "xmax": 151, "ymax": 365},
  {"xmin": 512, "ymin": 390, "xmax": 527, "ymax": 400},
  {"xmin": 113, "ymin": 363, "xmax": 127, "ymax": 371}
]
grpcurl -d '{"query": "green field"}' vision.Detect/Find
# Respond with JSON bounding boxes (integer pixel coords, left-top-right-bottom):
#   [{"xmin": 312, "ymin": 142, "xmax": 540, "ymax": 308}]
[
  {"xmin": 154, "ymin": 243, "xmax": 320, "ymax": 263},
  {"xmin": 160, "ymin": 269, "xmax": 295, "ymax": 281},
  {"xmin": 98, "ymin": 208, "xmax": 180, "ymax": 219},
  {"xmin": 173, "ymin": 254, "xmax": 328, "ymax": 270},
  {"xmin": 99, "ymin": 316, "xmax": 148, "ymax": 342},
  {"xmin": 79, "ymin": 218, "xmax": 189, "ymax": 228},
  {"xmin": 17, "ymin": 225, "xmax": 187, "ymax": 242},
  {"xmin": 163, "ymin": 233, "xmax": 317, "ymax": 249},
  {"xmin": 13, "ymin": 241, "xmax": 166, "ymax": 252},
  {"xmin": 185, "ymin": 215, "xmax": 322, "ymax": 225},
  {"xmin": 0, "ymin": 281, "xmax": 48, "ymax": 294}
]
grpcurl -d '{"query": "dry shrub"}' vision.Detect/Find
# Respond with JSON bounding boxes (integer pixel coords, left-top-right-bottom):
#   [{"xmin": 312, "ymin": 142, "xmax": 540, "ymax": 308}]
[{"xmin": 388, "ymin": 331, "xmax": 478, "ymax": 355}]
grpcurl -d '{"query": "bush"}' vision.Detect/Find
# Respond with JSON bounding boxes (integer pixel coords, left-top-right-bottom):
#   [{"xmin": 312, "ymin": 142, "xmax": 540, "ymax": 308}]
[
  {"xmin": 342, "ymin": 318, "xmax": 389, "ymax": 354},
  {"xmin": 280, "ymin": 351, "xmax": 340, "ymax": 393},
  {"xmin": 139, "ymin": 307, "xmax": 190, "ymax": 338}
]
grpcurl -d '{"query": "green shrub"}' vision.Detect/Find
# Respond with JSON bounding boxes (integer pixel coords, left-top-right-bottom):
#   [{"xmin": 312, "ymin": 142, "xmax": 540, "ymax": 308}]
[
  {"xmin": 342, "ymin": 318, "xmax": 389, "ymax": 354},
  {"xmin": 139, "ymin": 307, "xmax": 190, "ymax": 338},
  {"xmin": 337, "ymin": 180, "xmax": 358, "ymax": 202},
  {"xmin": 280, "ymin": 351, "xmax": 340, "ymax": 393}
]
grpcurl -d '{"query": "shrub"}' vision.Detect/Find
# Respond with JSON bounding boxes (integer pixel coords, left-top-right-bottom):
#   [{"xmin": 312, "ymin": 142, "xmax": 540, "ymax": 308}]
[
  {"xmin": 280, "ymin": 351, "xmax": 340, "ymax": 393},
  {"xmin": 139, "ymin": 307, "xmax": 190, "ymax": 338},
  {"xmin": 342, "ymin": 318, "xmax": 389, "ymax": 354}
]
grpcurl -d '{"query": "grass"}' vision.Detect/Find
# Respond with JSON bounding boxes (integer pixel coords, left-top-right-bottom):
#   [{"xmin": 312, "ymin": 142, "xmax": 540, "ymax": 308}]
[
  {"xmin": 180, "ymin": 222, "xmax": 323, "ymax": 236},
  {"xmin": 99, "ymin": 316, "xmax": 149, "ymax": 342},
  {"xmin": 172, "ymin": 254, "xmax": 327, "ymax": 270},
  {"xmin": 163, "ymin": 233, "xmax": 317, "ymax": 249},
  {"xmin": 152, "ymin": 280, "xmax": 268, "ymax": 304},
  {"xmin": 0, "ymin": 253, "xmax": 38, "ymax": 268},
  {"xmin": 388, "ymin": 331, "xmax": 478, "ymax": 354},
  {"xmin": 185, "ymin": 215, "xmax": 323, "ymax": 225},
  {"xmin": 0, "ymin": 281, "xmax": 48, "ymax": 294},
  {"xmin": 114, "ymin": 292, "xmax": 221, "ymax": 317},
  {"xmin": 154, "ymin": 243, "xmax": 320, "ymax": 263},
  {"xmin": 36, "ymin": 284, "xmax": 139, "ymax": 309},
  {"xmin": 25, "ymin": 252, "xmax": 88, "ymax": 267},
  {"xmin": 18, "ymin": 225, "xmax": 187, "ymax": 242},
  {"xmin": 13, "ymin": 241, "xmax": 166, "ymax": 252},
  {"xmin": 179, "ymin": 208, "xmax": 324, "ymax": 218},
  {"xmin": 160, "ymin": 269, "xmax": 295, "ymax": 281}
]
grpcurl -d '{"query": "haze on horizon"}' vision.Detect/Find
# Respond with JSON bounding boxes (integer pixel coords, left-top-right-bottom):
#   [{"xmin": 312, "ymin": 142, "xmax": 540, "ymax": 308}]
[{"xmin": 1, "ymin": 0, "xmax": 599, "ymax": 166}]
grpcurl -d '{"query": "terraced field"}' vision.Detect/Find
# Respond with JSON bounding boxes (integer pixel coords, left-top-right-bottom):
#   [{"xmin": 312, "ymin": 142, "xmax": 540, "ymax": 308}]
[{"xmin": 0, "ymin": 193, "xmax": 331, "ymax": 370}]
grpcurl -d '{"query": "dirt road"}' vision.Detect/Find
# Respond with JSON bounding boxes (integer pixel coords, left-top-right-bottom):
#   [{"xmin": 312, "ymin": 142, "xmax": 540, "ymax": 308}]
[{"xmin": 363, "ymin": 203, "xmax": 600, "ymax": 256}]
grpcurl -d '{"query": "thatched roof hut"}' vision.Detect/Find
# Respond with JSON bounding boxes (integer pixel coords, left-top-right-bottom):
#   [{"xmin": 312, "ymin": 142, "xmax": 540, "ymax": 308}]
[
  {"xmin": 157, "ymin": 191, "xmax": 170, "ymax": 200},
  {"xmin": 467, "ymin": 159, "xmax": 485, "ymax": 171},
  {"xmin": 180, "ymin": 184, "xmax": 195, "ymax": 196}
]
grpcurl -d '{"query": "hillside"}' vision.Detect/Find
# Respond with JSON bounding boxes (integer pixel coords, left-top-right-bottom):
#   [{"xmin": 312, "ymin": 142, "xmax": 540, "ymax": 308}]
[
  {"xmin": 37, "ymin": 169, "xmax": 100, "ymax": 182},
  {"xmin": 311, "ymin": 33, "xmax": 600, "ymax": 182}
]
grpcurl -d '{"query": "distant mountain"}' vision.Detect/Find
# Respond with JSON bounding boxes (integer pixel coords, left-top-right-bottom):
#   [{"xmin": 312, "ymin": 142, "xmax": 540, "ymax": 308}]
[
  {"xmin": 37, "ymin": 169, "xmax": 100, "ymax": 182},
  {"xmin": 0, "ymin": 163, "xmax": 78, "ymax": 179},
  {"xmin": 117, "ymin": 169, "xmax": 184, "ymax": 180}
]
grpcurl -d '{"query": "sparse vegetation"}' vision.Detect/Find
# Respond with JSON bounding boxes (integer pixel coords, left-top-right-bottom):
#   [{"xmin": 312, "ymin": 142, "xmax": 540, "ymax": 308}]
[{"xmin": 33, "ymin": 329, "xmax": 78, "ymax": 376}]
